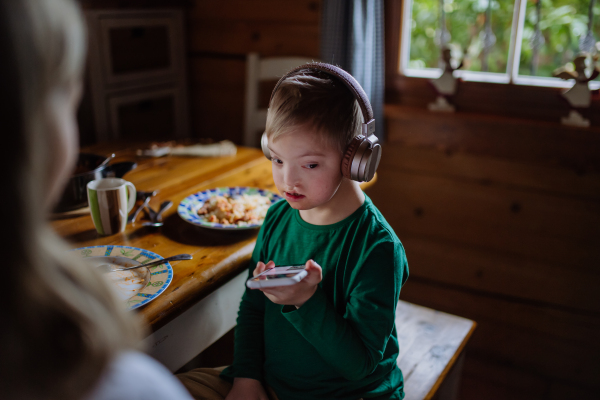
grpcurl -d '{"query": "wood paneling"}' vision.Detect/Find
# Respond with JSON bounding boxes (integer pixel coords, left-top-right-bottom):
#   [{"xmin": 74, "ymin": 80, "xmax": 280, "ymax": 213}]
[
  {"xmin": 374, "ymin": 168, "xmax": 599, "ymax": 268},
  {"xmin": 460, "ymin": 354, "xmax": 597, "ymax": 400},
  {"xmin": 189, "ymin": 21, "xmax": 319, "ymax": 58},
  {"xmin": 187, "ymin": 0, "xmax": 321, "ymax": 143},
  {"xmin": 189, "ymin": 56, "xmax": 246, "ymax": 142},
  {"xmin": 80, "ymin": 0, "xmax": 189, "ymax": 10},
  {"xmin": 384, "ymin": 105, "xmax": 600, "ymax": 172},
  {"xmin": 189, "ymin": 0, "xmax": 320, "ymax": 23},
  {"xmin": 400, "ymin": 235, "xmax": 599, "ymax": 313},
  {"xmin": 375, "ymin": 106, "xmax": 600, "ymax": 398},
  {"xmin": 380, "ymin": 144, "xmax": 600, "ymax": 200}
]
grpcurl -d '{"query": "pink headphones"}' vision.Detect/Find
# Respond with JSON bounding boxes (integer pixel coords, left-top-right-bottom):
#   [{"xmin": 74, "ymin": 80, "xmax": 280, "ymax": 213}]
[{"xmin": 261, "ymin": 62, "xmax": 381, "ymax": 183}]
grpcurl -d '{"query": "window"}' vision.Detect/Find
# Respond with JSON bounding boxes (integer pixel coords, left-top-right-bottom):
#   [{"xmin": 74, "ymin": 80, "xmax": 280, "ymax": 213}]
[{"xmin": 400, "ymin": 0, "xmax": 600, "ymax": 89}]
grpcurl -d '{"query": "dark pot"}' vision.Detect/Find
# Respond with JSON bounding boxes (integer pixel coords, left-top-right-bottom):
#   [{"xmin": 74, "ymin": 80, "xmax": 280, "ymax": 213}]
[{"xmin": 55, "ymin": 153, "xmax": 137, "ymax": 212}]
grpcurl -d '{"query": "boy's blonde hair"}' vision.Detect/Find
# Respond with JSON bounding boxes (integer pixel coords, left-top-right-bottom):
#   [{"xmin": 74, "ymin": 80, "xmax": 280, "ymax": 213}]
[
  {"xmin": 0, "ymin": 1, "xmax": 139, "ymax": 399},
  {"xmin": 265, "ymin": 69, "xmax": 363, "ymax": 154}
]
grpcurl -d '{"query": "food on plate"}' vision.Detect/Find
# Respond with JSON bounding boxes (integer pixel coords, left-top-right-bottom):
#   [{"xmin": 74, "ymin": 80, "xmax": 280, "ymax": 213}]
[{"xmin": 197, "ymin": 193, "xmax": 272, "ymax": 225}]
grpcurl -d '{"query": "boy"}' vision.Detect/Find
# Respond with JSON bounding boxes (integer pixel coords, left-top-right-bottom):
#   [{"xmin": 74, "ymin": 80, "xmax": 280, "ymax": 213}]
[{"xmin": 179, "ymin": 65, "xmax": 409, "ymax": 400}]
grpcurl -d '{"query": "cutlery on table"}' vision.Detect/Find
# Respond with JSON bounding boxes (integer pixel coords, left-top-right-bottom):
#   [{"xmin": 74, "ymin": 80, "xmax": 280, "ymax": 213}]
[
  {"xmin": 143, "ymin": 200, "xmax": 173, "ymax": 227},
  {"xmin": 129, "ymin": 190, "xmax": 158, "ymax": 223},
  {"xmin": 142, "ymin": 221, "xmax": 164, "ymax": 227},
  {"xmin": 97, "ymin": 153, "xmax": 115, "ymax": 169},
  {"xmin": 128, "ymin": 196, "xmax": 151, "ymax": 223},
  {"xmin": 136, "ymin": 189, "xmax": 158, "ymax": 202},
  {"xmin": 95, "ymin": 254, "xmax": 193, "ymax": 274}
]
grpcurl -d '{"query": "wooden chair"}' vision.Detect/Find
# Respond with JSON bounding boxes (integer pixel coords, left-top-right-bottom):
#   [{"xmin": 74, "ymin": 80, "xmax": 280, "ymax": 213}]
[
  {"xmin": 396, "ymin": 300, "xmax": 476, "ymax": 400},
  {"xmin": 244, "ymin": 52, "xmax": 315, "ymax": 147}
]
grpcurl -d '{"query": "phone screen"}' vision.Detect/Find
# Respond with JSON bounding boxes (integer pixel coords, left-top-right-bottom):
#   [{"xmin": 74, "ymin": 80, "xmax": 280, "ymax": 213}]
[{"xmin": 250, "ymin": 265, "xmax": 305, "ymax": 281}]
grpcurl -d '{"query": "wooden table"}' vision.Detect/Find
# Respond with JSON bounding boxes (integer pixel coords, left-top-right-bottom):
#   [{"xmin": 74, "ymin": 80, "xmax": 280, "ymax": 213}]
[{"xmin": 52, "ymin": 144, "xmax": 276, "ymax": 370}]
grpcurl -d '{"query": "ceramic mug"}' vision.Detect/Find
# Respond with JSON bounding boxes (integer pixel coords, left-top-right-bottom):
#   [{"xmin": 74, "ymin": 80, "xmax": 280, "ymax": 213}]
[{"xmin": 87, "ymin": 178, "xmax": 136, "ymax": 235}]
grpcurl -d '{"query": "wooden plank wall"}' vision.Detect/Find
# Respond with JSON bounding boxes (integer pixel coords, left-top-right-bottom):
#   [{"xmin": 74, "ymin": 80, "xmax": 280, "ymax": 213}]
[
  {"xmin": 368, "ymin": 105, "xmax": 600, "ymax": 400},
  {"xmin": 79, "ymin": 0, "xmax": 321, "ymax": 145},
  {"xmin": 187, "ymin": 0, "xmax": 321, "ymax": 144}
]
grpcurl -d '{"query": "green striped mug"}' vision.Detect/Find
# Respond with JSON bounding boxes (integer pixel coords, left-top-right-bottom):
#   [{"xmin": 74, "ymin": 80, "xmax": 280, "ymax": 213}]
[{"xmin": 87, "ymin": 178, "xmax": 136, "ymax": 235}]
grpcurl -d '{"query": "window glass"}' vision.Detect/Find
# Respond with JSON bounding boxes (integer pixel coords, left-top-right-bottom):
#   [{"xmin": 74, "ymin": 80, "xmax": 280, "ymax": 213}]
[
  {"xmin": 408, "ymin": 0, "xmax": 516, "ymax": 73},
  {"xmin": 518, "ymin": 0, "xmax": 600, "ymax": 78}
]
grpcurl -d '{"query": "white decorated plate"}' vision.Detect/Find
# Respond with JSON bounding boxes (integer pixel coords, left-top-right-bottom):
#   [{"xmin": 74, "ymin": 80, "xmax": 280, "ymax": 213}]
[
  {"xmin": 178, "ymin": 186, "xmax": 282, "ymax": 230},
  {"xmin": 73, "ymin": 245, "xmax": 173, "ymax": 310}
]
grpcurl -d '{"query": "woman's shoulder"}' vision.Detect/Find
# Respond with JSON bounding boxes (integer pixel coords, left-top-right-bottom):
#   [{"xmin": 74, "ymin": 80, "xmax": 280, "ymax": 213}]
[{"xmin": 85, "ymin": 351, "xmax": 193, "ymax": 400}]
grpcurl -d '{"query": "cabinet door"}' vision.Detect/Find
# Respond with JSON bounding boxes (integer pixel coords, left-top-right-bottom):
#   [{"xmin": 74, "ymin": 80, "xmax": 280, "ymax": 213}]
[
  {"xmin": 107, "ymin": 87, "xmax": 188, "ymax": 141},
  {"xmin": 96, "ymin": 13, "xmax": 184, "ymax": 86},
  {"xmin": 84, "ymin": 10, "xmax": 189, "ymax": 142}
]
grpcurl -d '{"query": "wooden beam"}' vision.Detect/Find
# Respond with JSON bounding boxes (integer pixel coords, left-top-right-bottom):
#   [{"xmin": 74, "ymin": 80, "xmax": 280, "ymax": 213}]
[
  {"xmin": 369, "ymin": 169, "xmax": 600, "ymax": 269},
  {"xmin": 384, "ymin": 105, "xmax": 600, "ymax": 171},
  {"xmin": 378, "ymin": 144, "xmax": 600, "ymax": 200}
]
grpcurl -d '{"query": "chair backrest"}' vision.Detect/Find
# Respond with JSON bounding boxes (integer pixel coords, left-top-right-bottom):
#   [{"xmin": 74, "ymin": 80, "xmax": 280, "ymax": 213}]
[{"xmin": 244, "ymin": 52, "xmax": 315, "ymax": 147}]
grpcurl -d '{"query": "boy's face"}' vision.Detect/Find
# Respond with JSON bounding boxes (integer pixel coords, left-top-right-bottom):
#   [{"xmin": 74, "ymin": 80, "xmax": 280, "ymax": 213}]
[{"xmin": 268, "ymin": 126, "xmax": 344, "ymax": 211}]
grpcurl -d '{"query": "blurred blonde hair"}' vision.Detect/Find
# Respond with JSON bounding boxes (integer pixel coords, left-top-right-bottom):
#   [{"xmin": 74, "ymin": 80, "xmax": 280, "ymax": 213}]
[
  {"xmin": 265, "ymin": 69, "xmax": 363, "ymax": 154},
  {"xmin": 0, "ymin": 1, "xmax": 139, "ymax": 399}
]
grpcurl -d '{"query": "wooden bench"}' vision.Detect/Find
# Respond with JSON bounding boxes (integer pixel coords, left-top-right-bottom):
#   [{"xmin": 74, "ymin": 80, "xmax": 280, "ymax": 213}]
[{"xmin": 396, "ymin": 300, "xmax": 476, "ymax": 400}]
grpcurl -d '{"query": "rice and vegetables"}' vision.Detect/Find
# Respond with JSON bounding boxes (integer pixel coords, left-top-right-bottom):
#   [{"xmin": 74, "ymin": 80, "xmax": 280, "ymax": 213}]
[{"xmin": 197, "ymin": 193, "xmax": 272, "ymax": 226}]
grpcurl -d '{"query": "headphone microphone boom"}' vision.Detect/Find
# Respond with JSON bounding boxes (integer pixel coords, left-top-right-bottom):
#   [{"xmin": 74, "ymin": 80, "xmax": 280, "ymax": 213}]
[{"xmin": 261, "ymin": 62, "xmax": 381, "ymax": 183}]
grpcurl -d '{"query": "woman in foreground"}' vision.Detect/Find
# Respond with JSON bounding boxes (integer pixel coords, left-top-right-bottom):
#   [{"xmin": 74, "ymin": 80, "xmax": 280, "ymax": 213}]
[{"xmin": 0, "ymin": 0, "xmax": 192, "ymax": 398}]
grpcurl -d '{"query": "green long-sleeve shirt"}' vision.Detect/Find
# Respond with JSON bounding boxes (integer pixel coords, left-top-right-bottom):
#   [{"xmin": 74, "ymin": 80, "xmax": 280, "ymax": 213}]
[{"xmin": 221, "ymin": 195, "xmax": 409, "ymax": 400}]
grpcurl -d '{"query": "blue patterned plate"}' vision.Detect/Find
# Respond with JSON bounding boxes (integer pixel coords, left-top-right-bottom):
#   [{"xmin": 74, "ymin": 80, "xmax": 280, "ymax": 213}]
[
  {"xmin": 73, "ymin": 245, "xmax": 173, "ymax": 310},
  {"xmin": 178, "ymin": 187, "xmax": 282, "ymax": 230}
]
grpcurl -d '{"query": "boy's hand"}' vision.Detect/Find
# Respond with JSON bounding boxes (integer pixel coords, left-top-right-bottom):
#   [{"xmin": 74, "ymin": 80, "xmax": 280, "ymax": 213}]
[
  {"xmin": 225, "ymin": 378, "xmax": 269, "ymax": 400},
  {"xmin": 252, "ymin": 260, "xmax": 322, "ymax": 308}
]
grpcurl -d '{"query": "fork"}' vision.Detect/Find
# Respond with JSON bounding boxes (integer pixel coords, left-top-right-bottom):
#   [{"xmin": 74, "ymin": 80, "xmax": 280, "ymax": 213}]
[
  {"xmin": 145, "ymin": 200, "xmax": 172, "ymax": 223},
  {"xmin": 95, "ymin": 254, "xmax": 193, "ymax": 274},
  {"xmin": 128, "ymin": 190, "xmax": 158, "ymax": 223}
]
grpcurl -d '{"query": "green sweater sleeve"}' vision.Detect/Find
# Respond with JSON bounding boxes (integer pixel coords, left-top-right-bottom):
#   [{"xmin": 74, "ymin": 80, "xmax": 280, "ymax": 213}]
[{"xmin": 281, "ymin": 240, "xmax": 403, "ymax": 381}]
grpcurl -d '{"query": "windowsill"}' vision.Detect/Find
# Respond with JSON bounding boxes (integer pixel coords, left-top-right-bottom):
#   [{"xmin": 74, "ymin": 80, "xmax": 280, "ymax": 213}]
[
  {"xmin": 402, "ymin": 68, "xmax": 600, "ymax": 90},
  {"xmin": 385, "ymin": 74, "xmax": 600, "ymax": 127}
]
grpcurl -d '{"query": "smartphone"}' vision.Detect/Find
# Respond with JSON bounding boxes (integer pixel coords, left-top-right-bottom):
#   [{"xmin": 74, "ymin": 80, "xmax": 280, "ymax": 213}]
[{"xmin": 246, "ymin": 265, "xmax": 308, "ymax": 289}]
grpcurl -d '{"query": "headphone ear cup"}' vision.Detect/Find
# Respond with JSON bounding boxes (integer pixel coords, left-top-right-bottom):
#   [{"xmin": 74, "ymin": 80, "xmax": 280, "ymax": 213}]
[
  {"xmin": 363, "ymin": 143, "xmax": 381, "ymax": 182},
  {"xmin": 261, "ymin": 132, "xmax": 271, "ymax": 160},
  {"xmin": 341, "ymin": 135, "xmax": 365, "ymax": 179}
]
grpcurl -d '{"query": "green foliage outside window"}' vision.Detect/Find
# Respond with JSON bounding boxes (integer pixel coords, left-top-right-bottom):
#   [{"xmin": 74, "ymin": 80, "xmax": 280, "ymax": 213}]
[
  {"xmin": 520, "ymin": 0, "xmax": 599, "ymax": 77},
  {"xmin": 408, "ymin": 0, "xmax": 599, "ymax": 78}
]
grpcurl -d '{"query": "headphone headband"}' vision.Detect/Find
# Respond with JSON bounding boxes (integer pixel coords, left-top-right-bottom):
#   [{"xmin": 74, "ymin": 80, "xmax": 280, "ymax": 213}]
[{"xmin": 269, "ymin": 62, "xmax": 375, "ymax": 136}]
